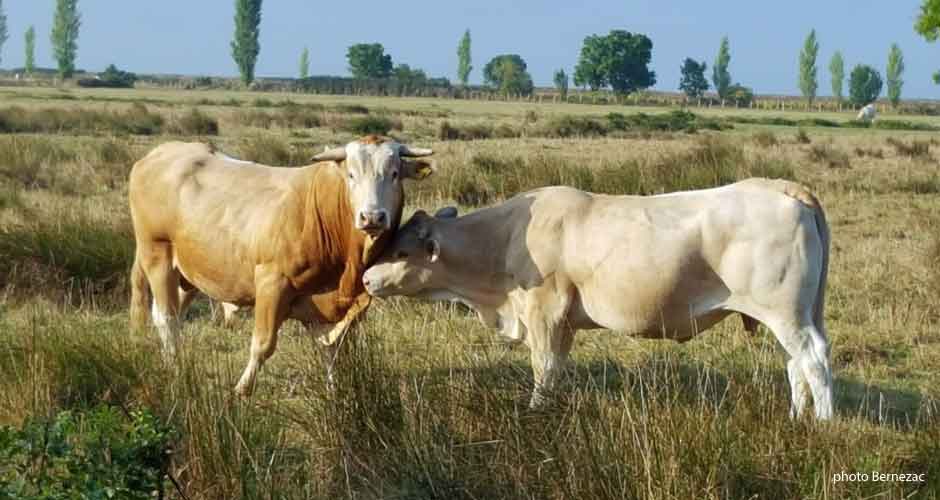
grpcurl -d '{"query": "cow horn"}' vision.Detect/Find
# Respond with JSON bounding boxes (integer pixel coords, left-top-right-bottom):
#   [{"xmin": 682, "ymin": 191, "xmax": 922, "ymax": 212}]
[
  {"xmin": 311, "ymin": 146, "xmax": 346, "ymax": 162},
  {"xmin": 398, "ymin": 145, "xmax": 433, "ymax": 157}
]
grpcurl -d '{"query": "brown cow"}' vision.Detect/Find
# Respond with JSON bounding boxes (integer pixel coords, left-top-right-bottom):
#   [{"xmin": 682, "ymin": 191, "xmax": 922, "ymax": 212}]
[{"xmin": 128, "ymin": 136, "xmax": 434, "ymax": 395}]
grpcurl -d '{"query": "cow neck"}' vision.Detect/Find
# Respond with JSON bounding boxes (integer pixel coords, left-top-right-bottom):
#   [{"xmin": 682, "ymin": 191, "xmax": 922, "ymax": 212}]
[
  {"xmin": 435, "ymin": 210, "xmax": 514, "ymax": 308},
  {"xmin": 301, "ymin": 164, "xmax": 355, "ymax": 266}
]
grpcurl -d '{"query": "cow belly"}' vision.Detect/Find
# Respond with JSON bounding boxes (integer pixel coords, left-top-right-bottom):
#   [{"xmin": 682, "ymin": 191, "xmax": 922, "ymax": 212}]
[
  {"xmin": 574, "ymin": 277, "xmax": 732, "ymax": 341},
  {"xmin": 173, "ymin": 251, "xmax": 255, "ymax": 305}
]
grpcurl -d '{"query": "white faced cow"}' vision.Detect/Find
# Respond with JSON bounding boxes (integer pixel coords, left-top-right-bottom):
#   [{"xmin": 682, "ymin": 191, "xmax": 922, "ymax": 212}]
[
  {"xmin": 129, "ymin": 136, "xmax": 435, "ymax": 395},
  {"xmin": 364, "ymin": 179, "xmax": 834, "ymax": 420}
]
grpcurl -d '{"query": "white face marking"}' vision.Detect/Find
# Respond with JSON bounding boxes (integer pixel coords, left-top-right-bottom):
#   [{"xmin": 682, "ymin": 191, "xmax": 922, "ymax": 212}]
[{"xmin": 344, "ymin": 142, "xmax": 403, "ymax": 236}]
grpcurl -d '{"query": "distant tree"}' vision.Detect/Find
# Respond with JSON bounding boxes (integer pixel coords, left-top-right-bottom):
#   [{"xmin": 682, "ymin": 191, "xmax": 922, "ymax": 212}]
[
  {"xmin": 483, "ymin": 54, "xmax": 533, "ymax": 96},
  {"xmin": 573, "ymin": 34, "xmax": 606, "ymax": 90},
  {"xmin": 712, "ymin": 36, "xmax": 732, "ymax": 99},
  {"xmin": 457, "ymin": 29, "xmax": 472, "ymax": 86},
  {"xmin": 726, "ymin": 83, "xmax": 754, "ymax": 107},
  {"xmin": 24, "ymin": 26, "xmax": 35, "ymax": 75},
  {"xmin": 299, "ymin": 46, "xmax": 310, "ymax": 79},
  {"xmin": 849, "ymin": 64, "xmax": 883, "ymax": 107},
  {"xmin": 347, "ymin": 43, "xmax": 393, "ymax": 79},
  {"xmin": 573, "ymin": 30, "xmax": 656, "ymax": 95},
  {"xmin": 231, "ymin": 0, "xmax": 262, "ymax": 85},
  {"xmin": 798, "ymin": 29, "xmax": 819, "ymax": 105},
  {"xmin": 679, "ymin": 58, "xmax": 709, "ymax": 98},
  {"xmin": 51, "ymin": 0, "xmax": 81, "ymax": 78},
  {"xmin": 886, "ymin": 43, "xmax": 905, "ymax": 107},
  {"xmin": 915, "ymin": 0, "xmax": 940, "ymax": 83},
  {"xmin": 829, "ymin": 51, "xmax": 844, "ymax": 103},
  {"xmin": 393, "ymin": 64, "xmax": 427, "ymax": 83},
  {"xmin": 0, "ymin": 1, "xmax": 7, "ymax": 68},
  {"xmin": 553, "ymin": 68, "xmax": 569, "ymax": 100}
]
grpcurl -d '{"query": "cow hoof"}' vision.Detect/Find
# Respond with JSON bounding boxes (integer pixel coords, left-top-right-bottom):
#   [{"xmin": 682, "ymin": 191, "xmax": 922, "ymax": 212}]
[{"xmin": 233, "ymin": 383, "xmax": 253, "ymax": 398}]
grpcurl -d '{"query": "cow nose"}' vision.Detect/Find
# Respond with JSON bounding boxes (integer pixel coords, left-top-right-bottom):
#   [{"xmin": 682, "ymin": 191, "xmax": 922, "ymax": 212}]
[{"xmin": 358, "ymin": 210, "xmax": 387, "ymax": 228}]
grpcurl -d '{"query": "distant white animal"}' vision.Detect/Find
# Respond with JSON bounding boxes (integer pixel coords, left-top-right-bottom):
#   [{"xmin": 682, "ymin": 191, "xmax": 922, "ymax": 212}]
[{"xmin": 857, "ymin": 103, "xmax": 877, "ymax": 122}]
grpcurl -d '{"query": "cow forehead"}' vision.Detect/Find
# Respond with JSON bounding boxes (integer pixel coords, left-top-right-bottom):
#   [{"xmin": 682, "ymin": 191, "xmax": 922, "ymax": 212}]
[{"xmin": 345, "ymin": 142, "xmax": 398, "ymax": 171}]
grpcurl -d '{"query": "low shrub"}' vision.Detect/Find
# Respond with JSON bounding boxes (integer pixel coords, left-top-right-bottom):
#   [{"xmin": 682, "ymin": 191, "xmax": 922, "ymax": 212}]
[
  {"xmin": 437, "ymin": 121, "xmax": 494, "ymax": 141},
  {"xmin": 795, "ymin": 128, "xmax": 812, "ymax": 144},
  {"xmin": 886, "ymin": 137, "xmax": 931, "ymax": 159},
  {"xmin": 807, "ymin": 144, "xmax": 851, "ymax": 169},
  {"xmin": 170, "ymin": 108, "xmax": 219, "ymax": 136},
  {"xmin": 343, "ymin": 115, "xmax": 402, "ymax": 135},
  {"xmin": 332, "ymin": 103, "xmax": 370, "ymax": 115},
  {"xmin": 541, "ymin": 115, "xmax": 607, "ymax": 138},
  {"xmin": 874, "ymin": 120, "xmax": 939, "ymax": 132},
  {"xmin": 854, "ymin": 147, "xmax": 884, "ymax": 159},
  {"xmin": 0, "ymin": 105, "xmax": 164, "ymax": 136},
  {"xmin": 0, "ymin": 406, "xmax": 174, "ymax": 499},
  {"xmin": 752, "ymin": 130, "xmax": 779, "ymax": 148},
  {"xmin": 0, "ymin": 211, "xmax": 135, "ymax": 294},
  {"xmin": 235, "ymin": 134, "xmax": 313, "ymax": 166}
]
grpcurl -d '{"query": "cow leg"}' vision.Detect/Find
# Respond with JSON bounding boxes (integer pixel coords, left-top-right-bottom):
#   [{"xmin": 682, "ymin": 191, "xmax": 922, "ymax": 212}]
[
  {"xmin": 317, "ymin": 292, "xmax": 372, "ymax": 388},
  {"xmin": 786, "ymin": 358, "xmax": 809, "ymax": 418},
  {"xmin": 178, "ymin": 286, "xmax": 199, "ymax": 320},
  {"xmin": 524, "ymin": 283, "xmax": 574, "ymax": 408},
  {"xmin": 140, "ymin": 242, "xmax": 181, "ymax": 360},
  {"xmin": 222, "ymin": 303, "xmax": 240, "ymax": 327},
  {"xmin": 129, "ymin": 252, "xmax": 152, "ymax": 331},
  {"xmin": 235, "ymin": 271, "xmax": 291, "ymax": 396},
  {"xmin": 761, "ymin": 314, "xmax": 834, "ymax": 421}
]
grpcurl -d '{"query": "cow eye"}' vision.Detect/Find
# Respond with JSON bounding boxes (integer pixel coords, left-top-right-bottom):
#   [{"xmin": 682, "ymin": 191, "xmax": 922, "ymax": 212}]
[
  {"xmin": 391, "ymin": 170, "xmax": 399, "ymax": 180},
  {"xmin": 348, "ymin": 172, "xmax": 354, "ymax": 180},
  {"xmin": 394, "ymin": 250, "xmax": 408, "ymax": 259}
]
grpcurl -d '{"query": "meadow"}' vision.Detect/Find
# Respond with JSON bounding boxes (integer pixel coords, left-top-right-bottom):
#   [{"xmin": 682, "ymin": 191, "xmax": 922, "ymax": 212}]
[{"xmin": 0, "ymin": 85, "xmax": 939, "ymax": 499}]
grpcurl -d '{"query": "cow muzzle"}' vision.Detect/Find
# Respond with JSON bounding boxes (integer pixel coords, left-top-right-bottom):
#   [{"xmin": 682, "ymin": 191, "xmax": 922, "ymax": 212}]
[
  {"xmin": 362, "ymin": 272, "xmax": 388, "ymax": 297},
  {"xmin": 356, "ymin": 210, "xmax": 389, "ymax": 236}
]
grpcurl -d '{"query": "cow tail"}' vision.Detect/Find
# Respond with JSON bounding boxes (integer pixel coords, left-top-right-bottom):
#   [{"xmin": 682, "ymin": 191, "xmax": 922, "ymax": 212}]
[
  {"xmin": 129, "ymin": 252, "xmax": 151, "ymax": 330},
  {"xmin": 811, "ymin": 199, "xmax": 829, "ymax": 335}
]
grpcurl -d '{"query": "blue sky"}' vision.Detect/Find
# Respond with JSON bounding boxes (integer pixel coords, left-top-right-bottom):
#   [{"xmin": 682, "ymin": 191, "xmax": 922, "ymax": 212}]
[{"xmin": 3, "ymin": 1, "xmax": 938, "ymax": 98}]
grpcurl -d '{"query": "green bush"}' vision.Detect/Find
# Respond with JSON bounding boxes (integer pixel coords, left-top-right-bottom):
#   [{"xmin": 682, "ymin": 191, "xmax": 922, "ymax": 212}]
[
  {"xmin": 541, "ymin": 115, "xmax": 607, "ymax": 137},
  {"xmin": 77, "ymin": 64, "xmax": 138, "ymax": 88},
  {"xmin": 874, "ymin": 120, "xmax": 939, "ymax": 132},
  {"xmin": 0, "ymin": 406, "xmax": 174, "ymax": 499}
]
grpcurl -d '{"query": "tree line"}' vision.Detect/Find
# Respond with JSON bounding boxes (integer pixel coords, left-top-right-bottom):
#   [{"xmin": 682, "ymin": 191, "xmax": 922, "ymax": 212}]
[{"xmin": 0, "ymin": 0, "xmax": 938, "ymax": 105}]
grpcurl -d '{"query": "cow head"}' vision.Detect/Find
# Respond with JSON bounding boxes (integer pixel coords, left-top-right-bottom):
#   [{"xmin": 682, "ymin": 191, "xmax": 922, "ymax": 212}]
[
  {"xmin": 362, "ymin": 206, "xmax": 457, "ymax": 297},
  {"xmin": 312, "ymin": 135, "xmax": 435, "ymax": 237}
]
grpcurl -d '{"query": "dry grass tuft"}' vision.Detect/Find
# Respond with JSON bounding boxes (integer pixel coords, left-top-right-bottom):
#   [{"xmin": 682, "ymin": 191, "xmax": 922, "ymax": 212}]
[{"xmin": 807, "ymin": 143, "xmax": 851, "ymax": 169}]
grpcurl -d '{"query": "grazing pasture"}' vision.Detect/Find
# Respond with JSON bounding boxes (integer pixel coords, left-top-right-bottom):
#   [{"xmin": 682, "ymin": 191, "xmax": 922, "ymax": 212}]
[{"xmin": 0, "ymin": 86, "xmax": 938, "ymax": 499}]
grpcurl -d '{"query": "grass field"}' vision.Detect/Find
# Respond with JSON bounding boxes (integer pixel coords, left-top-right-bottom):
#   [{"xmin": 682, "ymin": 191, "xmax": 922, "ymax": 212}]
[{"xmin": 1, "ymin": 86, "xmax": 939, "ymax": 499}]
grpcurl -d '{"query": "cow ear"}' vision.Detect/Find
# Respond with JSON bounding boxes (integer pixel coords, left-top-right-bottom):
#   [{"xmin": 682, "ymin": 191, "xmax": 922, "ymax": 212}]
[
  {"xmin": 402, "ymin": 159, "xmax": 435, "ymax": 180},
  {"xmin": 434, "ymin": 206, "xmax": 458, "ymax": 219},
  {"xmin": 425, "ymin": 238, "xmax": 441, "ymax": 263}
]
